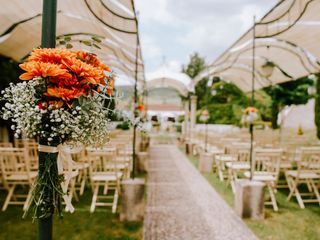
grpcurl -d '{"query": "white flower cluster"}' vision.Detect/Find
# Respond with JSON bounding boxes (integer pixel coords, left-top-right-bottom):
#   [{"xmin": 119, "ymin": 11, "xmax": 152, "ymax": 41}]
[
  {"xmin": 2, "ymin": 80, "xmax": 42, "ymax": 139},
  {"xmin": 1, "ymin": 79, "xmax": 110, "ymax": 146},
  {"xmin": 117, "ymin": 110, "xmax": 150, "ymax": 134},
  {"xmin": 241, "ymin": 112, "xmax": 259, "ymax": 124}
]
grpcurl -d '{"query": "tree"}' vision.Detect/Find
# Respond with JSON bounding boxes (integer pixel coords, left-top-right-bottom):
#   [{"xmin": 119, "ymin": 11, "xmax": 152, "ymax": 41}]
[
  {"xmin": 182, "ymin": 52, "xmax": 267, "ymax": 125},
  {"xmin": 182, "ymin": 52, "xmax": 206, "ymax": 79},
  {"xmin": 265, "ymin": 77, "xmax": 314, "ymax": 129}
]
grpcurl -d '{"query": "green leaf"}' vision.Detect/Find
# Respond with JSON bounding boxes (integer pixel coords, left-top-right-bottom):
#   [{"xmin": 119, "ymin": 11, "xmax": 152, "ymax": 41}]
[
  {"xmin": 66, "ymin": 43, "xmax": 73, "ymax": 49},
  {"xmin": 93, "ymin": 43, "xmax": 101, "ymax": 49},
  {"xmin": 64, "ymin": 36, "xmax": 72, "ymax": 42},
  {"xmin": 59, "ymin": 40, "xmax": 66, "ymax": 45},
  {"xmin": 91, "ymin": 36, "xmax": 102, "ymax": 43},
  {"xmin": 81, "ymin": 40, "xmax": 92, "ymax": 46}
]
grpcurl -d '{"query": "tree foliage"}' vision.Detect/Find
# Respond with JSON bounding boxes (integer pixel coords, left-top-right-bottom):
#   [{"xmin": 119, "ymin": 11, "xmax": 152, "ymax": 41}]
[
  {"xmin": 182, "ymin": 52, "xmax": 272, "ymax": 125},
  {"xmin": 182, "ymin": 52, "xmax": 206, "ymax": 79},
  {"xmin": 265, "ymin": 77, "xmax": 314, "ymax": 129}
]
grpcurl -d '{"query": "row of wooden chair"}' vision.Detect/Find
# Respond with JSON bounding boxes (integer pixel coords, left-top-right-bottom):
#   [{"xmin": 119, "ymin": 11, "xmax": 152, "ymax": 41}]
[
  {"xmin": 193, "ymin": 138, "xmax": 320, "ymax": 211},
  {"xmin": 0, "ymin": 131, "xmax": 135, "ymax": 213}
]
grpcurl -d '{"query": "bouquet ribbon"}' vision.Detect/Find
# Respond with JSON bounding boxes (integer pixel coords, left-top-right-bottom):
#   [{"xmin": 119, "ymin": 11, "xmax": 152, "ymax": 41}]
[{"xmin": 38, "ymin": 144, "xmax": 81, "ymax": 213}]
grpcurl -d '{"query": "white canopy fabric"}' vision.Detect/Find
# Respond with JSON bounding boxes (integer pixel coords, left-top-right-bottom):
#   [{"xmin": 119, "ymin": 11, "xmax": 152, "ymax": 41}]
[
  {"xmin": 195, "ymin": 0, "xmax": 320, "ymax": 92},
  {"xmin": 146, "ymin": 77, "xmax": 192, "ymax": 97},
  {"xmin": 0, "ymin": 0, "xmax": 145, "ymax": 85}
]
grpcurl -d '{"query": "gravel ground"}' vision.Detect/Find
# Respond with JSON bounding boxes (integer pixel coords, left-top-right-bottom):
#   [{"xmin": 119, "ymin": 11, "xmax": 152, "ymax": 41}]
[{"xmin": 143, "ymin": 145, "xmax": 258, "ymax": 240}]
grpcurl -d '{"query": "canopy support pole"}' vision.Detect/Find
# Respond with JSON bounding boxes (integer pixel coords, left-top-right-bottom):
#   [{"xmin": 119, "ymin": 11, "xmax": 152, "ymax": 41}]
[
  {"xmin": 39, "ymin": 1, "xmax": 57, "ymax": 240},
  {"xmin": 249, "ymin": 16, "xmax": 256, "ymax": 182}
]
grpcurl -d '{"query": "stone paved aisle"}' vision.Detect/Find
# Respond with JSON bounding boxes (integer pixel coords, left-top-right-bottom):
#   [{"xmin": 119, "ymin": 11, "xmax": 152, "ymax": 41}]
[{"xmin": 143, "ymin": 145, "xmax": 258, "ymax": 240}]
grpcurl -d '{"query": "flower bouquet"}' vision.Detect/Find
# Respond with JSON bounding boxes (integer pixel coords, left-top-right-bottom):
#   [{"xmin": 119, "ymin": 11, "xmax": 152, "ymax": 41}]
[
  {"xmin": 199, "ymin": 109, "xmax": 209, "ymax": 122},
  {"xmin": 1, "ymin": 48, "xmax": 115, "ymax": 218},
  {"xmin": 242, "ymin": 106, "xmax": 259, "ymax": 124}
]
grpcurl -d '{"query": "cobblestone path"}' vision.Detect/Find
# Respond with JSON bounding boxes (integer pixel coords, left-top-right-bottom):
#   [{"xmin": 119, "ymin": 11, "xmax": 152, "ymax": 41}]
[{"xmin": 143, "ymin": 145, "xmax": 258, "ymax": 240}]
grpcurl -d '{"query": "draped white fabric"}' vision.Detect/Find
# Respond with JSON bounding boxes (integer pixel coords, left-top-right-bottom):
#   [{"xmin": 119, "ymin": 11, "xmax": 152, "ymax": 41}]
[
  {"xmin": 0, "ymin": 0, "xmax": 145, "ymax": 85},
  {"xmin": 195, "ymin": 0, "xmax": 320, "ymax": 92}
]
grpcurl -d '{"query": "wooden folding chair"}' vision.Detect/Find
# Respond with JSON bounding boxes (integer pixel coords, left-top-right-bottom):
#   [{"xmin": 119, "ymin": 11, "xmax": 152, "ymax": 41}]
[
  {"xmin": 0, "ymin": 143, "xmax": 13, "ymax": 188},
  {"xmin": 244, "ymin": 148, "xmax": 283, "ymax": 211},
  {"xmin": 0, "ymin": 147, "xmax": 37, "ymax": 211},
  {"xmin": 226, "ymin": 148, "xmax": 251, "ymax": 193},
  {"xmin": 215, "ymin": 154, "xmax": 237, "ymax": 182},
  {"xmin": 285, "ymin": 147, "xmax": 320, "ymax": 208},
  {"xmin": 71, "ymin": 149, "xmax": 90, "ymax": 196},
  {"xmin": 14, "ymin": 139, "xmax": 38, "ymax": 170},
  {"xmin": 87, "ymin": 148, "xmax": 123, "ymax": 213}
]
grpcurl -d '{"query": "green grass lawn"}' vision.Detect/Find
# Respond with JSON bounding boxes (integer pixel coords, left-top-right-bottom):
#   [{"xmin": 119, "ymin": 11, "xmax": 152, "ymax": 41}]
[
  {"xmin": 0, "ymin": 189, "xmax": 142, "ymax": 240},
  {"xmin": 185, "ymin": 149, "xmax": 320, "ymax": 240}
]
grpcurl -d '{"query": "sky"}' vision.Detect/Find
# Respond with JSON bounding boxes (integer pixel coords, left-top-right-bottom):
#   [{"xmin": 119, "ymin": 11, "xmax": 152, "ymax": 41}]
[{"xmin": 135, "ymin": 0, "xmax": 278, "ymax": 78}]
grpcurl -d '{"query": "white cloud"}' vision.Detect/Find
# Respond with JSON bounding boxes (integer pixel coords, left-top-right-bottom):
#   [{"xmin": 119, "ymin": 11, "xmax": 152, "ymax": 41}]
[
  {"xmin": 140, "ymin": 35, "xmax": 162, "ymax": 60},
  {"xmin": 135, "ymin": 0, "xmax": 178, "ymax": 25},
  {"xmin": 135, "ymin": 0, "xmax": 278, "ymax": 73}
]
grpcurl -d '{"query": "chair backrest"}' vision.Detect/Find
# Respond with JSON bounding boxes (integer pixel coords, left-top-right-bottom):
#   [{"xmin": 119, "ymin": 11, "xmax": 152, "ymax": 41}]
[
  {"xmin": 24, "ymin": 141, "xmax": 39, "ymax": 168},
  {"xmin": 14, "ymin": 138, "xmax": 36, "ymax": 147},
  {"xmin": 253, "ymin": 148, "xmax": 283, "ymax": 177},
  {"xmin": 237, "ymin": 149, "xmax": 250, "ymax": 162},
  {"xmin": 299, "ymin": 147, "xmax": 320, "ymax": 172},
  {"xmin": 228, "ymin": 143, "xmax": 251, "ymax": 159},
  {"xmin": 0, "ymin": 142, "xmax": 13, "ymax": 147},
  {"xmin": 87, "ymin": 148, "xmax": 118, "ymax": 174},
  {"xmin": 0, "ymin": 147, "xmax": 32, "ymax": 185}
]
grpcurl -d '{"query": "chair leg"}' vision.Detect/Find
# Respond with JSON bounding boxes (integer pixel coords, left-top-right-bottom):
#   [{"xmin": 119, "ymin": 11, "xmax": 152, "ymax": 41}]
[
  {"xmin": 267, "ymin": 183, "xmax": 278, "ymax": 211},
  {"xmin": 80, "ymin": 177, "xmax": 86, "ymax": 196},
  {"xmin": 2, "ymin": 185, "xmax": 15, "ymax": 211},
  {"xmin": 103, "ymin": 182, "xmax": 109, "ymax": 195},
  {"xmin": 90, "ymin": 184, "xmax": 99, "ymax": 213},
  {"xmin": 228, "ymin": 168, "xmax": 235, "ymax": 193},
  {"xmin": 112, "ymin": 189, "xmax": 119, "ymax": 213},
  {"xmin": 286, "ymin": 177, "xmax": 295, "ymax": 201},
  {"xmin": 217, "ymin": 162, "xmax": 224, "ymax": 182},
  {"xmin": 70, "ymin": 179, "xmax": 79, "ymax": 202},
  {"xmin": 310, "ymin": 180, "xmax": 320, "ymax": 206},
  {"xmin": 23, "ymin": 188, "xmax": 33, "ymax": 211},
  {"xmin": 292, "ymin": 180, "xmax": 305, "ymax": 209},
  {"xmin": 306, "ymin": 179, "xmax": 313, "ymax": 192}
]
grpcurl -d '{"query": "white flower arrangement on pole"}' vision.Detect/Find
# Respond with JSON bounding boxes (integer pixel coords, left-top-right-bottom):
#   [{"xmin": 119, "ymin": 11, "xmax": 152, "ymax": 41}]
[{"xmin": 1, "ymin": 48, "xmax": 115, "ymax": 219}]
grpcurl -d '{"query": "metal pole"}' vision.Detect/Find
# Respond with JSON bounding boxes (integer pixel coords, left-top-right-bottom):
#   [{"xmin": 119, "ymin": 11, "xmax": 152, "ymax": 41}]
[
  {"xmin": 131, "ymin": 28, "xmax": 139, "ymax": 179},
  {"xmin": 249, "ymin": 16, "xmax": 256, "ymax": 181},
  {"xmin": 41, "ymin": 0, "xmax": 57, "ymax": 48},
  {"xmin": 205, "ymin": 80, "xmax": 210, "ymax": 153},
  {"xmin": 39, "ymin": 0, "xmax": 57, "ymax": 239}
]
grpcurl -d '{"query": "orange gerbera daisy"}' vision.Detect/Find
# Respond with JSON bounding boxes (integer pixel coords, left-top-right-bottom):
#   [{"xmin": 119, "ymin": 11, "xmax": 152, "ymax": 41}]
[
  {"xmin": 106, "ymin": 78, "xmax": 115, "ymax": 95},
  {"xmin": 76, "ymin": 50, "xmax": 112, "ymax": 72},
  {"xmin": 45, "ymin": 86, "xmax": 87, "ymax": 102},
  {"xmin": 100, "ymin": 63, "xmax": 112, "ymax": 72},
  {"xmin": 28, "ymin": 48, "xmax": 76, "ymax": 64},
  {"xmin": 76, "ymin": 51, "xmax": 101, "ymax": 67},
  {"xmin": 19, "ymin": 61, "xmax": 71, "ymax": 80},
  {"xmin": 137, "ymin": 104, "xmax": 145, "ymax": 112},
  {"xmin": 244, "ymin": 106, "xmax": 258, "ymax": 113},
  {"xmin": 62, "ymin": 57, "xmax": 105, "ymax": 85},
  {"xmin": 50, "ymin": 75, "xmax": 81, "ymax": 88}
]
